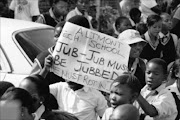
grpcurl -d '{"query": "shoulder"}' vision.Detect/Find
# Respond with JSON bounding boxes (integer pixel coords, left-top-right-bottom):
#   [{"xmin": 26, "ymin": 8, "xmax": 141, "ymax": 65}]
[
  {"xmin": 102, "ymin": 107, "xmax": 114, "ymax": 119},
  {"xmin": 138, "ymin": 58, "xmax": 147, "ymax": 71},
  {"xmin": 89, "ymin": 88, "xmax": 105, "ymax": 97},
  {"xmin": 66, "ymin": 9, "xmax": 77, "ymax": 21},
  {"xmin": 171, "ymin": 33, "xmax": 178, "ymax": 47},
  {"xmin": 50, "ymin": 82, "xmax": 68, "ymax": 89}
]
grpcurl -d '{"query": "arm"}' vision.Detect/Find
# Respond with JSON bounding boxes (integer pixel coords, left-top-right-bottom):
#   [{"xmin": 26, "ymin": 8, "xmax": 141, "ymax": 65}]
[
  {"xmin": 39, "ymin": 55, "xmax": 53, "ymax": 78},
  {"xmin": 96, "ymin": 91, "xmax": 108, "ymax": 118},
  {"xmin": 137, "ymin": 94, "xmax": 158, "ymax": 117}
]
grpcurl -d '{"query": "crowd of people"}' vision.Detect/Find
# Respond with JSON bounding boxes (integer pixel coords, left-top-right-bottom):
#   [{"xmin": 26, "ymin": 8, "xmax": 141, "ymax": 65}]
[{"xmin": 1, "ymin": 0, "xmax": 180, "ymax": 120}]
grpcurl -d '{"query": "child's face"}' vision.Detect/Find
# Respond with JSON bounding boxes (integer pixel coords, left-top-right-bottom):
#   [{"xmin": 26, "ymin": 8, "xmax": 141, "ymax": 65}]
[
  {"xmin": 145, "ymin": 62, "xmax": 165, "ymax": 90},
  {"xmin": 54, "ymin": 26, "xmax": 63, "ymax": 42},
  {"xmin": 76, "ymin": 0, "xmax": 89, "ymax": 14},
  {"xmin": 161, "ymin": 14, "xmax": 172, "ymax": 31},
  {"xmin": 117, "ymin": 19, "xmax": 132, "ymax": 33},
  {"xmin": 129, "ymin": 42, "xmax": 146, "ymax": 58},
  {"xmin": 109, "ymin": 83, "xmax": 133, "ymax": 108},
  {"xmin": 148, "ymin": 21, "xmax": 162, "ymax": 37},
  {"xmin": 133, "ymin": 13, "xmax": 141, "ymax": 24}
]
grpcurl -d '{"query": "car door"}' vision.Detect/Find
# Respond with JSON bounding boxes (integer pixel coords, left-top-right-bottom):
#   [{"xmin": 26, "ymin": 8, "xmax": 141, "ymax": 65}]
[{"xmin": 0, "ymin": 47, "xmax": 28, "ymax": 87}]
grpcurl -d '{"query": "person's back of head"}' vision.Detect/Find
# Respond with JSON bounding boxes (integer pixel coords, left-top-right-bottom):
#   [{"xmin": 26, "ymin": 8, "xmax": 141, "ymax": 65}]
[
  {"xmin": 68, "ymin": 15, "xmax": 90, "ymax": 29},
  {"xmin": 0, "ymin": 81, "xmax": 14, "ymax": 98},
  {"xmin": 129, "ymin": 7, "xmax": 141, "ymax": 24},
  {"xmin": 46, "ymin": 110, "xmax": 79, "ymax": 120},
  {"xmin": 20, "ymin": 74, "xmax": 58, "ymax": 111},
  {"xmin": 109, "ymin": 104, "xmax": 139, "ymax": 120},
  {"xmin": 1, "ymin": 87, "xmax": 35, "ymax": 114},
  {"xmin": 136, "ymin": 23, "xmax": 148, "ymax": 35}
]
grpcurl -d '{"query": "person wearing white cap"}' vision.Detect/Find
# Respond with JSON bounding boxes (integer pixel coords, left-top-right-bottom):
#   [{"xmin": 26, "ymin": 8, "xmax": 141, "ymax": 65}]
[{"xmin": 118, "ymin": 29, "xmax": 147, "ymax": 88}]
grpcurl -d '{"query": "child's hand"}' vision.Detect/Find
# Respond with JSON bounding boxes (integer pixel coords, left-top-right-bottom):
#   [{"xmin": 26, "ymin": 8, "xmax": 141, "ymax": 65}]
[{"xmin": 44, "ymin": 55, "xmax": 53, "ymax": 72}]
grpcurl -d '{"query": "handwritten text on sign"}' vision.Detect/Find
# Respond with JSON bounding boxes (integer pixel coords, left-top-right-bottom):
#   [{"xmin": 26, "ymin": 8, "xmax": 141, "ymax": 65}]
[{"xmin": 52, "ymin": 22, "xmax": 130, "ymax": 92}]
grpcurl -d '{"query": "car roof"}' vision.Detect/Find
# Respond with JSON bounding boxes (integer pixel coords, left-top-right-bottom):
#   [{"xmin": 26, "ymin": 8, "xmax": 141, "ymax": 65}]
[{"xmin": 0, "ymin": 17, "xmax": 53, "ymax": 31}]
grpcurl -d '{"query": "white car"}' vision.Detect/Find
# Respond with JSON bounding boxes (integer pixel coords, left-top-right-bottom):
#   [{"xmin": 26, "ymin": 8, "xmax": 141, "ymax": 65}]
[{"xmin": 0, "ymin": 17, "xmax": 55, "ymax": 86}]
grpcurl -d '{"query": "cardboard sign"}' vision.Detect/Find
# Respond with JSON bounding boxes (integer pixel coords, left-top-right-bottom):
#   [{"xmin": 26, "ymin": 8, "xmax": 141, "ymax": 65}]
[{"xmin": 52, "ymin": 22, "xmax": 130, "ymax": 92}]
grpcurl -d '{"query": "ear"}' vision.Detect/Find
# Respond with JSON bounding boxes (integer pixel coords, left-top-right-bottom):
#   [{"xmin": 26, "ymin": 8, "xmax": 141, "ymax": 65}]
[
  {"xmin": 39, "ymin": 96, "xmax": 45, "ymax": 104},
  {"xmin": 21, "ymin": 106, "xmax": 27, "ymax": 117},
  {"xmin": 116, "ymin": 25, "xmax": 120, "ymax": 32},
  {"xmin": 130, "ymin": 93, "xmax": 139, "ymax": 103}
]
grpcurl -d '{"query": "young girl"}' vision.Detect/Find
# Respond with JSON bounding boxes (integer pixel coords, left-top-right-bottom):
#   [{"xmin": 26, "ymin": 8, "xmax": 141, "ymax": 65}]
[
  {"xmin": 140, "ymin": 14, "xmax": 163, "ymax": 61},
  {"xmin": 113, "ymin": 16, "xmax": 132, "ymax": 38},
  {"xmin": 102, "ymin": 73, "xmax": 142, "ymax": 120}
]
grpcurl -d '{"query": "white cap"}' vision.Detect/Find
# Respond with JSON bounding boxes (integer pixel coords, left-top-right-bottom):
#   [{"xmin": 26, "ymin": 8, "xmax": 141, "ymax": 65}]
[{"xmin": 118, "ymin": 29, "xmax": 146, "ymax": 45}]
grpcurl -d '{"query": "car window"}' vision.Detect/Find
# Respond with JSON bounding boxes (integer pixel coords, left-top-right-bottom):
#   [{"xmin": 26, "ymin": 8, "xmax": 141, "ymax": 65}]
[{"xmin": 14, "ymin": 28, "xmax": 55, "ymax": 62}]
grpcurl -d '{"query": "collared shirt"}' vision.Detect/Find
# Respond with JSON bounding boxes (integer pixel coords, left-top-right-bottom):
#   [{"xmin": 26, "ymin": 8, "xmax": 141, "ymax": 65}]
[
  {"xmin": 159, "ymin": 32, "xmax": 171, "ymax": 45},
  {"xmin": 167, "ymin": 81, "xmax": 180, "ymax": 100},
  {"xmin": 101, "ymin": 107, "xmax": 114, "ymax": 120},
  {"xmin": 50, "ymin": 82, "xmax": 108, "ymax": 120},
  {"xmin": 139, "ymin": 83, "xmax": 177, "ymax": 120},
  {"xmin": 33, "ymin": 104, "xmax": 45, "ymax": 120},
  {"xmin": 144, "ymin": 32, "xmax": 160, "ymax": 50}
]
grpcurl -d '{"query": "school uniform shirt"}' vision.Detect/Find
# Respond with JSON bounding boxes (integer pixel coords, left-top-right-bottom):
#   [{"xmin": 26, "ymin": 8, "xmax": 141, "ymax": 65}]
[
  {"xmin": 50, "ymin": 82, "xmax": 108, "ymax": 120},
  {"xmin": 167, "ymin": 81, "xmax": 180, "ymax": 100},
  {"xmin": 139, "ymin": 83, "xmax": 177, "ymax": 120},
  {"xmin": 101, "ymin": 107, "xmax": 114, "ymax": 120},
  {"xmin": 159, "ymin": 32, "xmax": 177, "ymax": 64},
  {"xmin": 33, "ymin": 104, "xmax": 45, "ymax": 120},
  {"xmin": 9, "ymin": 0, "xmax": 40, "ymax": 21},
  {"xmin": 140, "ymin": 31, "xmax": 164, "ymax": 61}
]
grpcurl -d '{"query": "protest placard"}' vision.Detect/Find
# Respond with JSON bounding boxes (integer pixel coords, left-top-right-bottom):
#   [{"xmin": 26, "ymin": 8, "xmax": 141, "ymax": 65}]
[{"xmin": 52, "ymin": 22, "xmax": 130, "ymax": 92}]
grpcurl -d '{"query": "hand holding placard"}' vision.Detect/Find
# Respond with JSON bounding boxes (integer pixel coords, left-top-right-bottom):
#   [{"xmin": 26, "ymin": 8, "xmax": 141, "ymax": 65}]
[{"xmin": 52, "ymin": 22, "xmax": 130, "ymax": 92}]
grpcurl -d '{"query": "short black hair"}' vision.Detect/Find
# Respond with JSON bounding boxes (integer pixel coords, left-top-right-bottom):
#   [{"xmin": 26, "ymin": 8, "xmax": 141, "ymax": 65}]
[
  {"xmin": 148, "ymin": 58, "xmax": 167, "ymax": 75},
  {"xmin": 0, "ymin": 81, "xmax": 14, "ymax": 98},
  {"xmin": 23, "ymin": 75, "xmax": 54, "ymax": 110},
  {"xmin": 68, "ymin": 15, "xmax": 90, "ymax": 28},
  {"xmin": 147, "ymin": 14, "xmax": 162, "ymax": 27},
  {"xmin": 49, "ymin": 0, "xmax": 68, "ymax": 6},
  {"xmin": 1, "ymin": 87, "xmax": 34, "ymax": 113},
  {"xmin": 115, "ymin": 16, "xmax": 129, "ymax": 29},
  {"xmin": 112, "ymin": 73, "xmax": 142, "ymax": 95},
  {"xmin": 129, "ymin": 8, "xmax": 141, "ymax": 19}
]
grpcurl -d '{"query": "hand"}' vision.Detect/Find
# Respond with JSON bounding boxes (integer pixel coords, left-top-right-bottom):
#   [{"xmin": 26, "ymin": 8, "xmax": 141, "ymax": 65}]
[{"xmin": 44, "ymin": 55, "xmax": 53, "ymax": 72}]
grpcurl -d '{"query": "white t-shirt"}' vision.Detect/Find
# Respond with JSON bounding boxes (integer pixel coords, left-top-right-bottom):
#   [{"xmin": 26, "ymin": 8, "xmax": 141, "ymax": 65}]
[
  {"xmin": 9, "ymin": 0, "xmax": 40, "ymax": 21},
  {"xmin": 50, "ymin": 82, "xmax": 108, "ymax": 120}
]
